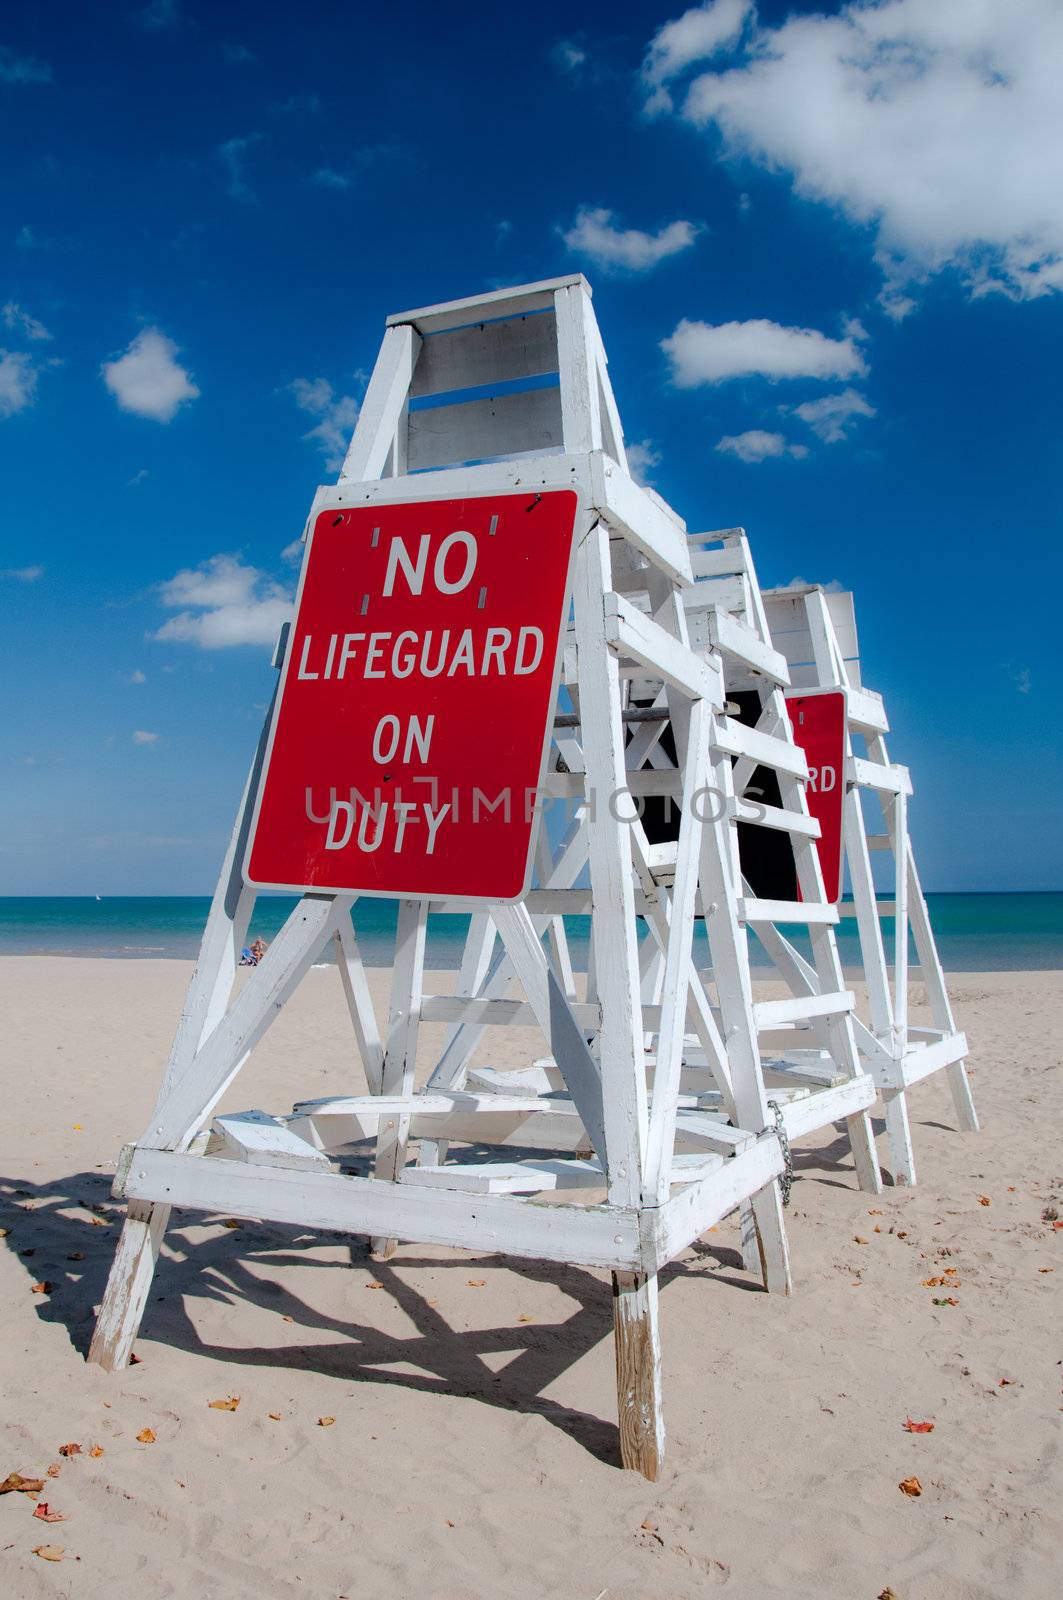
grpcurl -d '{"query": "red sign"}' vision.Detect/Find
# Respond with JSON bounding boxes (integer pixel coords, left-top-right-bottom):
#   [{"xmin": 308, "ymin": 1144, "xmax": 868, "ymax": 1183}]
[
  {"xmin": 785, "ymin": 691, "xmax": 846, "ymax": 903},
  {"xmin": 245, "ymin": 490, "xmax": 578, "ymax": 901}
]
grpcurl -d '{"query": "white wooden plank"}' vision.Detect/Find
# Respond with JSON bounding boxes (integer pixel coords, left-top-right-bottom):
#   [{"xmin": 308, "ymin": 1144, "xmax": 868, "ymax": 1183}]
[
  {"xmin": 738, "ymin": 898, "xmax": 839, "ymax": 925},
  {"xmin": 213, "ymin": 1110, "xmax": 331, "ymax": 1170},
  {"xmin": 340, "ymin": 323, "xmax": 420, "ymax": 482},
  {"xmin": 334, "ymin": 916, "xmax": 384, "ymax": 1094},
  {"xmin": 373, "ymin": 899, "xmax": 428, "ymax": 1252},
  {"xmin": 409, "ymin": 312, "xmax": 558, "ymax": 397},
  {"xmin": 604, "ymin": 592, "xmax": 722, "ymax": 703},
  {"xmin": 849, "ymin": 757, "xmax": 913, "ymax": 795},
  {"xmin": 715, "ymin": 717, "xmax": 809, "ymax": 780},
  {"xmin": 419, "ymin": 994, "xmax": 600, "ymax": 1029},
  {"xmin": 555, "ymin": 281, "xmax": 602, "ymax": 455},
  {"xmin": 387, "ymin": 274, "xmax": 589, "ymax": 333},
  {"xmin": 407, "ymin": 384, "xmax": 563, "ymax": 470},
  {"xmin": 704, "ymin": 609, "xmax": 790, "ymax": 683},
  {"xmin": 591, "ymin": 454, "xmax": 693, "ymax": 586},
  {"xmin": 401, "ymin": 1157, "xmax": 606, "ymax": 1194},
  {"xmin": 778, "ymin": 1073, "xmax": 876, "ymax": 1141},
  {"xmin": 117, "ymin": 1148, "xmax": 645, "ymax": 1272},
  {"xmin": 649, "ymin": 1138, "xmax": 784, "ymax": 1265},
  {"xmin": 572, "ymin": 521, "xmax": 647, "ymax": 1206},
  {"xmin": 754, "ymin": 991, "xmax": 854, "ymax": 1027}
]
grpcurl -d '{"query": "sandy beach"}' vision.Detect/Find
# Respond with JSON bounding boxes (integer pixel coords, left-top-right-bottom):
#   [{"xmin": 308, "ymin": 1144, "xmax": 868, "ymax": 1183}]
[{"xmin": 1, "ymin": 955, "xmax": 1059, "ymax": 1599}]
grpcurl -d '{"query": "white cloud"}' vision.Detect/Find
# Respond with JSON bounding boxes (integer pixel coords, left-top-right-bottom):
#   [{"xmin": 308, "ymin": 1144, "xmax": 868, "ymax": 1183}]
[
  {"xmin": 625, "ymin": 440, "xmax": 661, "ymax": 485},
  {"xmin": 280, "ymin": 538, "xmax": 304, "ymax": 566},
  {"xmin": 153, "ymin": 554, "xmax": 292, "ymax": 650},
  {"xmin": 0, "ymin": 47, "xmax": 52, "ymax": 84},
  {"xmin": 133, "ymin": 729, "xmax": 159, "ymax": 745},
  {"xmin": 561, "ymin": 207, "xmax": 700, "ymax": 273},
  {"xmin": 102, "ymin": 328, "xmax": 199, "ymax": 422},
  {"xmin": 715, "ymin": 429, "xmax": 807, "ymax": 463},
  {"xmin": 2, "ymin": 563, "xmax": 44, "ymax": 580},
  {"xmin": 127, "ymin": 668, "xmax": 146, "ymax": 684},
  {"xmin": 220, "ymin": 135, "xmax": 259, "ymax": 201},
  {"xmin": 0, "ymin": 351, "xmax": 38, "ymax": 416},
  {"xmin": 642, "ymin": 0, "xmax": 751, "ymax": 113},
  {"xmin": 310, "ymin": 166, "xmax": 351, "ymax": 191},
  {"xmin": 137, "ymin": 0, "xmax": 179, "ymax": 28},
  {"xmin": 660, "ymin": 0, "xmax": 1063, "ymax": 304},
  {"xmin": 790, "ymin": 387, "xmax": 875, "ymax": 444},
  {"xmin": 3, "ymin": 302, "xmax": 51, "ymax": 340},
  {"xmin": 663, "ymin": 317, "xmax": 866, "ymax": 386},
  {"xmin": 553, "ymin": 40, "xmax": 587, "ymax": 73},
  {"xmin": 288, "ymin": 376, "xmax": 359, "ymax": 472}
]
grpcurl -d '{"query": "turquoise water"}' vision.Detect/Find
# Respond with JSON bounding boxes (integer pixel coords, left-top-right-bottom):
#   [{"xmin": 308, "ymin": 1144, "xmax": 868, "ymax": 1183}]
[{"xmin": 0, "ymin": 894, "xmax": 1059, "ymax": 971}]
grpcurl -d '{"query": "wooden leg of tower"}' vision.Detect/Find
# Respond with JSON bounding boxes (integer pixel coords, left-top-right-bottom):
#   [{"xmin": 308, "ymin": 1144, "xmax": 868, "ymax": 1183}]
[
  {"xmin": 372, "ymin": 898, "xmax": 428, "ymax": 1258},
  {"xmin": 846, "ymin": 1109, "xmax": 884, "ymax": 1194},
  {"xmin": 946, "ymin": 1060, "xmax": 980, "ymax": 1134},
  {"xmin": 738, "ymin": 1202, "xmax": 761, "ymax": 1276},
  {"xmin": 881, "ymin": 1088, "xmax": 916, "ymax": 1186},
  {"xmin": 612, "ymin": 1269, "xmax": 664, "ymax": 1481},
  {"xmin": 749, "ymin": 1183, "xmax": 791, "ymax": 1293},
  {"xmin": 87, "ymin": 1200, "xmax": 169, "ymax": 1370}
]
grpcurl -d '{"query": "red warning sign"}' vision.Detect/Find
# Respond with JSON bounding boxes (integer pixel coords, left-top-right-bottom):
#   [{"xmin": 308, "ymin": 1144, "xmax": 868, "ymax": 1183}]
[
  {"xmin": 786, "ymin": 690, "xmax": 847, "ymax": 903},
  {"xmin": 244, "ymin": 489, "xmax": 578, "ymax": 902}
]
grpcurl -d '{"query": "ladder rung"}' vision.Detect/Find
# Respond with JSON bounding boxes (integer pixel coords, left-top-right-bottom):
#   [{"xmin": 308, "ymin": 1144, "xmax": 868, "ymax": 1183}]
[
  {"xmin": 716, "ymin": 718, "xmax": 808, "ymax": 779},
  {"xmin": 867, "ymin": 834, "xmax": 892, "ymax": 851},
  {"xmin": 754, "ymin": 991, "xmax": 854, "ymax": 1027},
  {"xmin": 704, "ymin": 609, "xmax": 790, "ymax": 684},
  {"xmin": 849, "ymin": 757, "xmax": 912, "ymax": 795},
  {"xmin": 844, "ymin": 686, "xmax": 889, "ymax": 734},
  {"xmin": 731, "ymin": 798, "xmax": 821, "ymax": 838},
  {"xmin": 738, "ymin": 898, "xmax": 839, "ymax": 925}
]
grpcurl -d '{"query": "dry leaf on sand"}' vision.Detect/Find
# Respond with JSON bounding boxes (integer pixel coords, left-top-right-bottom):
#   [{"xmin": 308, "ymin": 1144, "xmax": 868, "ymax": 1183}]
[
  {"xmin": 33, "ymin": 1503, "xmax": 68, "ymax": 1523},
  {"xmin": 318, "ymin": 1416, "xmax": 336, "ymax": 1428},
  {"xmin": 32, "ymin": 1545, "xmax": 65, "ymax": 1562},
  {"xmin": 30, "ymin": 1281, "xmax": 55, "ymax": 1295},
  {"xmin": 899, "ymin": 1476, "xmax": 923, "ymax": 1497},
  {"xmin": 467, "ymin": 1279, "xmax": 486, "ymax": 1287},
  {"xmin": 1, "ymin": 1473, "xmax": 45, "ymax": 1496},
  {"xmin": 46, "ymin": 1464, "xmax": 61, "ymax": 1478},
  {"xmin": 267, "ymin": 1413, "xmax": 283, "ymax": 1421},
  {"xmin": 136, "ymin": 1428, "xmax": 156, "ymax": 1444},
  {"xmin": 903, "ymin": 1420, "xmax": 935, "ymax": 1433},
  {"xmin": 207, "ymin": 1396, "xmax": 240, "ymax": 1411},
  {"xmin": 89, "ymin": 1445, "xmax": 104, "ymax": 1458},
  {"xmin": 978, "ymin": 1195, "xmax": 991, "ymax": 1206},
  {"xmin": 58, "ymin": 1443, "xmax": 81, "ymax": 1458}
]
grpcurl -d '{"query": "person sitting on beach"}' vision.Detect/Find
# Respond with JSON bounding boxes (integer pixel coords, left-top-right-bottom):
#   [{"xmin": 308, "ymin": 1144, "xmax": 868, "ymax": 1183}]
[{"xmin": 239, "ymin": 937, "xmax": 269, "ymax": 967}]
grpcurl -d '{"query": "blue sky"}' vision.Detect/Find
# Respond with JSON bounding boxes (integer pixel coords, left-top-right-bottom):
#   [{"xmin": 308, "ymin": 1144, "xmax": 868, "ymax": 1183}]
[{"xmin": 2, "ymin": 0, "xmax": 1061, "ymax": 895}]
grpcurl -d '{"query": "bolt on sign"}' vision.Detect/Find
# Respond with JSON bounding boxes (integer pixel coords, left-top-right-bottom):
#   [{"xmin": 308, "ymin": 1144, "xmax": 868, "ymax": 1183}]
[{"xmin": 244, "ymin": 490, "xmax": 578, "ymax": 901}]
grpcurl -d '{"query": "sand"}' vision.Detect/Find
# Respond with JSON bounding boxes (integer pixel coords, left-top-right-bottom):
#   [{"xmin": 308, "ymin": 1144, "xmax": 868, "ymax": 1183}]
[{"xmin": 1, "ymin": 955, "xmax": 1060, "ymax": 1599}]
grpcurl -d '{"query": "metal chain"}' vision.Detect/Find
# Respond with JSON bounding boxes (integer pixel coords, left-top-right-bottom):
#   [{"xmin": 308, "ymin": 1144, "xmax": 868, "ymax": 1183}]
[{"xmin": 766, "ymin": 1099, "xmax": 794, "ymax": 1208}]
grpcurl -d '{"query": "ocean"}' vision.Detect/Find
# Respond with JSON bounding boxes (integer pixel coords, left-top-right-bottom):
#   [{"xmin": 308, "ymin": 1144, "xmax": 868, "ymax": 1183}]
[{"xmin": 0, "ymin": 893, "xmax": 1059, "ymax": 971}]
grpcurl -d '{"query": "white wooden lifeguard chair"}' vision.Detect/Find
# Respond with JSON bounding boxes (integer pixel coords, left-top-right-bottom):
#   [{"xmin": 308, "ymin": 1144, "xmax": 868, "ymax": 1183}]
[
  {"xmin": 758, "ymin": 581, "xmax": 979, "ymax": 1184},
  {"xmin": 89, "ymin": 275, "xmax": 807, "ymax": 1480}
]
